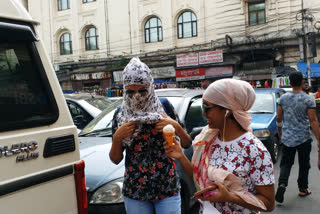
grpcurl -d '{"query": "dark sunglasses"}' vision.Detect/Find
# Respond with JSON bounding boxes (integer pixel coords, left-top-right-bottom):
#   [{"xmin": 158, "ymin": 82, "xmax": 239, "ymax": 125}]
[
  {"xmin": 125, "ymin": 88, "xmax": 149, "ymax": 97},
  {"xmin": 201, "ymin": 103, "xmax": 220, "ymax": 114}
]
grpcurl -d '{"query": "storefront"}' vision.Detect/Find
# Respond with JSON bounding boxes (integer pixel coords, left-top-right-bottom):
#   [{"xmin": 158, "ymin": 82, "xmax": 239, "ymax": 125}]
[
  {"xmin": 71, "ymin": 72, "xmax": 112, "ymax": 93},
  {"xmin": 204, "ymin": 66, "xmax": 233, "ymax": 87},
  {"xmin": 110, "ymin": 71, "xmax": 124, "ymax": 97},
  {"xmin": 151, "ymin": 66, "xmax": 177, "ymax": 88},
  {"xmin": 176, "ymin": 68, "xmax": 205, "ymax": 88},
  {"xmin": 233, "ymin": 69, "xmax": 274, "ymax": 88},
  {"xmin": 175, "ymin": 50, "xmax": 235, "ymax": 88},
  {"xmin": 112, "ymin": 66, "xmax": 178, "ymax": 90},
  {"xmin": 61, "ymin": 81, "xmax": 74, "ymax": 93}
]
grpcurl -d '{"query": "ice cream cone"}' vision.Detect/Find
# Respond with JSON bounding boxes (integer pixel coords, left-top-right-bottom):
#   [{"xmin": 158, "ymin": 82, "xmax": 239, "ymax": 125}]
[
  {"xmin": 163, "ymin": 131, "xmax": 175, "ymax": 146},
  {"xmin": 163, "ymin": 124, "xmax": 175, "ymax": 146}
]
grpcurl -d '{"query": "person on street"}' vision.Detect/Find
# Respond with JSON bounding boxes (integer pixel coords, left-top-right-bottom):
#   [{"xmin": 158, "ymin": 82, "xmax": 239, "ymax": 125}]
[
  {"xmin": 303, "ymin": 79, "xmax": 315, "ymax": 99},
  {"xmin": 315, "ymin": 87, "xmax": 320, "ymax": 99},
  {"xmin": 109, "ymin": 57, "xmax": 191, "ymax": 214},
  {"xmin": 164, "ymin": 79, "xmax": 275, "ymax": 213},
  {"xmin": 275, "ymin": 71, "xmax": 320, "ymax": 204}
]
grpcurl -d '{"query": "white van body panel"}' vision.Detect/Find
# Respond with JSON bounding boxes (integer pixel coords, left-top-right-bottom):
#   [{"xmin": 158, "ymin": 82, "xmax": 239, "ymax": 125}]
[
  {"xmin": 0, "ymin": 1, "xmax": 84, "ymax": 213},
  {"xmin": 0, "ymin": 174, "xmax": 78, "ymax": 214},
  {"xmin": 0, "ymin": 126, "xmax": 79, "ymax": 181},
  {"xmin": 0, "ymin": 0, "xmax": 38, "ymax": 24}
]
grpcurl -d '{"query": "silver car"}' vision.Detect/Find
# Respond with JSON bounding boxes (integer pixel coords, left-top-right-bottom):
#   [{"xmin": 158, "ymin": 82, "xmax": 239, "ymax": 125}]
[{"xmin": 65, "ymin": 93, "xmax": 112, "ymax": 130}]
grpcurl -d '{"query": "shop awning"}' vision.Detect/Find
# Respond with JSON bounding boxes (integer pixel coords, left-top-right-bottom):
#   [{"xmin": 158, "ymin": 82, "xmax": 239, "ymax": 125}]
[
  {"xmin": 233, "ymin": 68, "xmax": 274, "ymax": 80},
  {"xmin": 237, "ymin": 74, "xmax": 273, "ymax": 80},
  {"xmin": 297, "ymin": 61, "xmax": 320, "ymax": 78}
]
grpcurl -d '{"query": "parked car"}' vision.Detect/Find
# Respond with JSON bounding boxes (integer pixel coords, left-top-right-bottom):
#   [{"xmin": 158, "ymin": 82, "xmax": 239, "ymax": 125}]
[
  {"xmin": 108, "ymin": 96, "xmax": 123, "ymax": 102},
  {"xmin": 282, "ymin": 87, "xmax": 293, "ymax": 93},
  {"xmin": 64, "ymin": 93, "xmax": 112, "ymax": 130},
  {"xmin": 78, "ymin": 89, "xmax": 206, "ymax": 214},
  {"xmin": 155, "ymin": 89, "xmax": 206, "ymax": 135},
  {"xmin": 249, "ymin": 88, "xmax": 286, "ymax": 163}
]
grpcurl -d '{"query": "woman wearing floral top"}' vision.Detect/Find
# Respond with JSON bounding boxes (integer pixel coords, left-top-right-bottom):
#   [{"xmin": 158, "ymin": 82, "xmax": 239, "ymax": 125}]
[
  {"xmin": 109, "ymin": 58, "xmax": 191, "ymax": 214},
  {"xmin": 165, "ymin": 79, "xmax": 275, "ymax": 213}
]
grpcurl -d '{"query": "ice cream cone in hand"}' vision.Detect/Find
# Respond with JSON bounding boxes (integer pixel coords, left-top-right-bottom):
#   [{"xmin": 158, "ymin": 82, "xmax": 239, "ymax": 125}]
[{"xmin": 163, "ymin": 124, "xmax": 175, "ymax": 146}]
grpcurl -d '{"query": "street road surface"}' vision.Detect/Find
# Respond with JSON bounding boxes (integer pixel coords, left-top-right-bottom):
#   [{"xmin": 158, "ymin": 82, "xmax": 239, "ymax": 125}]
[{"xmin": 271, "ymin": 135, "xmax": 320, "ymax": 213}]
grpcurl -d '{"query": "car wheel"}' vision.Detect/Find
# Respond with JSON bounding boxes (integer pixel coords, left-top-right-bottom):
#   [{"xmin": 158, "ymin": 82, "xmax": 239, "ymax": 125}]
[
  {"xmin": 180, "ymin": 181, "xmax": 190, "ymax": 214},
  {"xmin": 270, "ymin": 136, "xmax": 280, "ymax": 163}
]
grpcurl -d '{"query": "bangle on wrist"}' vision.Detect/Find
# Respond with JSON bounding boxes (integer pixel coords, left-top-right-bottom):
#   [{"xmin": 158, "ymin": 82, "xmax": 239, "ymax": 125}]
[{"xmin": 276, "ymin": 121, "xmax": 283, "ymax": 128}]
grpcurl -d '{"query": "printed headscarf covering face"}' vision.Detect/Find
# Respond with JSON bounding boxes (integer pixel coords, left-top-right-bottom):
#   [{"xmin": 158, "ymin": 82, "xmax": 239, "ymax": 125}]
[
  {"xmin": 117, "ymin": 57, "xmax": 165, "ymax": 146},
  {"xmin": 203, "ymin": 79, "xmax": 256, "ymax": 132}
]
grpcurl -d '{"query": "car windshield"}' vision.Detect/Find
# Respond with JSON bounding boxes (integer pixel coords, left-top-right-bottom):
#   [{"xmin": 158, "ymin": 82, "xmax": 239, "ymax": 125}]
[
  {"xmin": 79, "ymin": 99, "xmax": 123, "ymax": 136},
  {"xmin": 163, "ymin": 97, "xmax": 184, "ymax": 113},
  {"xmin": 248, "ymin": 93, "xmax": 274, "ymax": 114},
  {"xmin": 85, "ymin": 97, "xmax": 112, "ymax": 110}
]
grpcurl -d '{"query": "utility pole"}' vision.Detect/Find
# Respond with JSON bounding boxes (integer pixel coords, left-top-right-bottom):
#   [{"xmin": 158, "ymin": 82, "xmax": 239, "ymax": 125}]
[{"xmin": 301, "ymin": 0, "xmax": 312, "ymax": 86}]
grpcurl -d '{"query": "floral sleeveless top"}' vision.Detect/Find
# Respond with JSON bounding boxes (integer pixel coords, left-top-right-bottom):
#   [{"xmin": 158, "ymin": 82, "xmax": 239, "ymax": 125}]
[{"xmin": 113, "ymin": 111, "xmax": 181, "ymax": 201}]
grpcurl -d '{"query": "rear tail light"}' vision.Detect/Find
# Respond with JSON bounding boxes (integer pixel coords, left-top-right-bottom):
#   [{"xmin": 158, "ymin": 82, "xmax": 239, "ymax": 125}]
[{"xmin": 74, "ymin": 160, "xmax": 88, "ymax": 214}]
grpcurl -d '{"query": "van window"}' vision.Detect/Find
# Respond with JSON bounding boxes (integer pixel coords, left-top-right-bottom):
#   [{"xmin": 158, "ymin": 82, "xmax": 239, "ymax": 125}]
[{"xmin": 0, "ymin": 23, "xmax": 59, "ymax": 131}]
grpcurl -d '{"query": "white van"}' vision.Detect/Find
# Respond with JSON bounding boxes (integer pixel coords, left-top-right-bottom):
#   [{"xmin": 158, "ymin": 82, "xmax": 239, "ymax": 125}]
[{"xmin": 0, "ymin": 1, "xmax": 87, "ymax": 214}]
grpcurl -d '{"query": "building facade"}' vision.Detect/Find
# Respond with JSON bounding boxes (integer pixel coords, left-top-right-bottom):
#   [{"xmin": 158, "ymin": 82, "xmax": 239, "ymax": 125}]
[{"xmin": 22, "ymin": 0, "xmax": 320, "ymax": 92}]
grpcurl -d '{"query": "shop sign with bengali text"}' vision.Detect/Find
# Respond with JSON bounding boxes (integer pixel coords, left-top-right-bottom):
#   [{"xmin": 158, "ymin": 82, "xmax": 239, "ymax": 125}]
[
  {"xmin": 205, "ymin": 66, "xmax": 233, "ymax": 78},
  {"xmin": 199, "ymin": 50, "xmax": 223, "ymax": 65},
  {"xmin": 151, "ymin": 66, "xmax": 176, "ymax": 78},
  {"xmin": 113, "ymin": 71, "xmax": 123, "ymax": 82},
  {"xmin": 176, "ymin": 53, "xmax": 199, "ymax": 67},
  {"xmin": 92, "ymin": 72, "xmax": 110, "ymax": 79},
  {"xmin": 71, "ymin": 73, "xmax": 90, "ymax": 80},
  {"xmin": 176, "ymin": 68, "xmax": 205, "ymax": 81},
  {"xmin": 71, "ymin": 72, "xmax": 111, "ymax": 81}
]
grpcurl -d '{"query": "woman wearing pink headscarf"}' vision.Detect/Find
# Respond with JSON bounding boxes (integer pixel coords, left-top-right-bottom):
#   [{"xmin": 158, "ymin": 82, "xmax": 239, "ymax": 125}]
[{"xmin": 165, "ymin": 79, "xmax": 275, "ymax": 213}]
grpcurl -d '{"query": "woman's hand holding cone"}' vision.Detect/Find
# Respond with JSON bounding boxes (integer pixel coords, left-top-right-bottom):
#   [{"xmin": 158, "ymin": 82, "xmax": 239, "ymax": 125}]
[{"xmin": 163, "ymin": 137, "xmax": 184, "ymax": 160}]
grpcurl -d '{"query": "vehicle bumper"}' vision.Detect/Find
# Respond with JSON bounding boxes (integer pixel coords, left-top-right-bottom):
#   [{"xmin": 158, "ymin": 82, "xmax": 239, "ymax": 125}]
[{"xmin": 88, "ymin": 203, "xmax": 126, "ymax": 214}]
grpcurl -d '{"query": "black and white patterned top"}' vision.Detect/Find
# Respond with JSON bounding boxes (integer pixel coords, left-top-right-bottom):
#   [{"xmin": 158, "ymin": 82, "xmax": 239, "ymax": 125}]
[{"xmin": 117, "ymin": 57, "xmax": 164, "ymax": 146}]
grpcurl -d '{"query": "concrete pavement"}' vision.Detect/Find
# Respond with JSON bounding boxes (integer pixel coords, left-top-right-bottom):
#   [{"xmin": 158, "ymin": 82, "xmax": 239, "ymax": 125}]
[{"xmin": 271, "ymin": 136, "xmax": 320, "ymax": 213}]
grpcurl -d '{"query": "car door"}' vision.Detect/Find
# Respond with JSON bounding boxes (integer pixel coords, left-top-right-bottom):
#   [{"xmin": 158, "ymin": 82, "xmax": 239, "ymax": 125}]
[{"xmin": 67, "ymin": 100, "xmax": 93, "ymax": 129}]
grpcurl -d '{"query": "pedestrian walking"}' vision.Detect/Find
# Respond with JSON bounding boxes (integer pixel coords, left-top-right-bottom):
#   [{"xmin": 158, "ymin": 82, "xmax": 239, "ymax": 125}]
[
  {"xmin": 165, "ymin": 79, "xmax": 275, "ymax": 213},
  {"xmin": 275, "ymin": 71, "xmax": 320, "ymax": 203},
  {"xmin": 109, "ymin": 57, "xmax": 191, "ymax": 214},
  {"xmin": 315, "ymin": 87, "xmax": 320, "ymax": 98},
  {"xmin": 302, "ymin": 79, "xmax": 315, "ymax": 99}
]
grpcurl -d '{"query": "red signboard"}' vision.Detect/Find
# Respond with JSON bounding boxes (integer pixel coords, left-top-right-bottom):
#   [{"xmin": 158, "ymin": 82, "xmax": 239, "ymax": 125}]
[
  {"xmin": 176, "ymin": 53, "xmax": 199, "ymax": 67},
  {"xmin": 176, "ymin": 68, "xmax": 205, "ymax": 81},
  {"xmin": 199, "ymin": 50, "xmax": 223, "ymax": 64}
]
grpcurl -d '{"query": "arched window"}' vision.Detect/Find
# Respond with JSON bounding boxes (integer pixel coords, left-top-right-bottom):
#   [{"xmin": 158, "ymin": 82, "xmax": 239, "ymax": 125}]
[
  {"xmin": 145, "ymin": 17, "xmax": 162, "ymax": 43},
  {"xmin": 85, "ymin": 27, "xmax": 98, "ymax": 50},
  {"xmin": 177, "ymin": 11, "xmax": 197, "ymax": 39},
  {"xmin": 60, "ymin": 33, "xmax": 72, "ymax": 55},
  {"xmin": 58, "ymin": 0, "xmax": 70, "ymax": 11}
]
